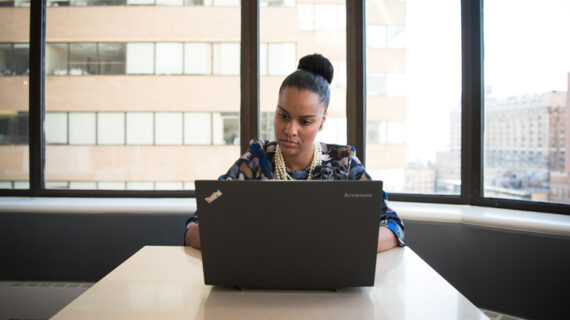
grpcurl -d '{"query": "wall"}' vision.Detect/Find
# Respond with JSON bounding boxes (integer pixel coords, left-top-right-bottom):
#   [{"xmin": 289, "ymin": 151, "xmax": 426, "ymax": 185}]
[
  {"xmin": 1, "ymin": 210, "xmax": 569, "ymax": 320},
  {"xmin": 404, "ymin": 220, "xmax": 570, "ymax": 320}
]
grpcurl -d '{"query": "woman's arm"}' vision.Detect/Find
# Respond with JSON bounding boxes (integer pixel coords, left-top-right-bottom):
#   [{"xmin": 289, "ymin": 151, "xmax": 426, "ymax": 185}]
[
  {"xmin": 184, "ymin": 223, "xmax": 201, "ymax": 249},
  {"xmin": 377, "ymin": 226, "xmax": 398, "ymax": 252}
]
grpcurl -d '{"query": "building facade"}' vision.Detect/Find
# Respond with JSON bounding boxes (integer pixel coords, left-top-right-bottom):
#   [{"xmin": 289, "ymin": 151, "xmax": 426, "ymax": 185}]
[{"xmin": 0, "ymin": 0, "xmax": 408, "ymax": 190}]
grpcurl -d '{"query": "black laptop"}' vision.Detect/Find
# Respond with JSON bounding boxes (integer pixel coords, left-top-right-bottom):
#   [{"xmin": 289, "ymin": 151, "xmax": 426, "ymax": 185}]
[{"xmin": 195, "ymin": 180, "xmax": 382, "ymax": 290}]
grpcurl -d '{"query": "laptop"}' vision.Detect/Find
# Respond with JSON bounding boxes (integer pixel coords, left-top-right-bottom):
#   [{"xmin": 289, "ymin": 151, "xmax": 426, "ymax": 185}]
[{"xmin": 195, "ymin": 180, "xmax": 382, "ymax": 290}]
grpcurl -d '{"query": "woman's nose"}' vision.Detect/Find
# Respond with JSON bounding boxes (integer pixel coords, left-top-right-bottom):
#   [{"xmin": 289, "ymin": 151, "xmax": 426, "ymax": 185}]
[{"xmin": 285, "ymin": 122, "xmax": 298, "ymax": 137}]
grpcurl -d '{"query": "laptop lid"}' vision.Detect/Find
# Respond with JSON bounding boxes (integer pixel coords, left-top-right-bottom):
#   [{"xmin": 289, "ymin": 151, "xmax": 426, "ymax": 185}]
[{"xmin": 195, "ymin": 180, "xmax": 382, "ymax": 289}]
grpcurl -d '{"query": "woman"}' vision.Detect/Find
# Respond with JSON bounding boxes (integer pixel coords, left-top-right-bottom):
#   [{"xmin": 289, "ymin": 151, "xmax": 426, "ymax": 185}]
[{"xmin": 185, "ymin": 53, "xmax": 404, "ymax": 252}]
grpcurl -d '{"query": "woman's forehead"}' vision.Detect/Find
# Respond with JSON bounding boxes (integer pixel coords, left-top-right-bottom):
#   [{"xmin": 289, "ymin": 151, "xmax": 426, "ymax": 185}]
[{"xmin": 278, "ymin": 87, "xmax": 324, "ymax": 115}]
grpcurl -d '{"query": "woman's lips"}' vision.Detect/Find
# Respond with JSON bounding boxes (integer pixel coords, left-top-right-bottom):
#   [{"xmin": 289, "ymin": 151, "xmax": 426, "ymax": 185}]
[{"xmin": 281, "ymin": 140, "xmax": 297, "ymax": 148}]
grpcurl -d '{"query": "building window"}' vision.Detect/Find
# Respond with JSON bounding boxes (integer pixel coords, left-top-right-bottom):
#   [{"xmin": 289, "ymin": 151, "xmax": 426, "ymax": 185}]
[
  {"xmin": 155, "ymin": 42, "xmax": 183, "ymax": 75},
  {"xmin": 46, "ymin": 43, "xmax": 68, "ymax": 75},
  {"xmin": 213, "ymin": 43, "xmax": 240, "ymax": 75},
  {"xmin": 0, "ymin": 112, "xmax": 28, "ymax": 145},
  {"xmin": 97, "ymin": 112, "xmax": 125, "ymax": 145},
  {"xmin": 69, "ymin": 112, "xmax": 96, "ymax": 145},
  {"xmin": 126, "ymin": 112, "xmax": 154, "ymax": 145},
  {"xmin": 266, "ymin": 43, "xmax": 296, "ymax": 76},
  {"xmin": 296, "ymin": 3, "xmax": 345, "ymax": 32},
  {"xmin": 98, "ymin": 43, "xmax": 127, "ymax": 74},
  {"xmin": 69, "ymin": 43, "xmax": 97, "ymax": 75},
  {"xmin": 126, "ymin": 43, "xmax": 154, "ymax": 74},
  {"xmin": 184, "ymin": 43, "xmax": 212, "ymax": 75},
  {"xmin": 367, "ymin": 73, "xmax": 387, "ymax": 96},
  {"xmin": 155, "ymin": 112, "xmax": 183, "ymax": 145},
  {"xmin": 365, "ymin": 0, "xmax": 461, "ymax": 194},
  {"xmin": 45, "ymin": 112, "xmax": 69, "ymax": 144},
  {"xmin": 184, "ymin": 112, "xmax": 212, "ymax": 145}
]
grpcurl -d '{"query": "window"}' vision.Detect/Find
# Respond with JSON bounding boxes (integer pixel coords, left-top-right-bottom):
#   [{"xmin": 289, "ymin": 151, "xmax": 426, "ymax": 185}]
[
  {"xmin": 98, "ymin": 43, "xmax": 126, "ymax": 74},
  {"xmin": 69, "ymin": 112, "xmax": 96, "ymax": 145},
  {"xmin": 0, "ymin": 112, "xmax": 28, "ymax": 145},
  {"xmin": 126, "ymin": 112, "xmax": 153, "ymax": 145},
  {"xmin": 260, "ymin": 1, "xmax": 346, "ymax": 144},
  {"xmin": 212, "ymin": 112, "xmax": 239, "ymax": 145},
  {"xmin": 213, "ymin": 42, "xmax": 239, "ymax": 75},
  {"xmin": 97, "ymin": 112, "xmax": 125, "ymax": 145},
  {"xmin": 42, "ymin": 4, "xmax": 240, "ymax": 190},
  {"xmin": 45, "ymin": 112, "xmax": 68, "ymax": 144},
  {"xmin": 155, "ymin": 43, "xmax": 183, "ymax": 75},
  {"xmin": 46, "ymin": 43, "xmax": 68, "ymax": 75},
  {"xmin": 365, "ymin": 0, "xmax": 461, "ymax": 194},
  {"xmin": 126, "ymin": 43, "xmax": 154, "ymax": 74},
  {"xmin": 267, "ymin": 43, "xmax": 295, "ymax": 76},
  {"xmin": 69, "ymin": 43, "xmax": 97, "ymax": 75},
  {"xmin": 184, "ymin": 43, "xmax": 211, "ymax": 74},
  {"xmin": 155, "ymin": 112, "xmax": 183, "ymax": 145},
  {"xmin": 483, "ymin": 0, "xmax": 570, "ymax": 204},
  {"xmin": 184, "ymin": 112, "xmax": 212, "ymax": 145},
  {"xmin": 260, "ymin": 42, "xmax": 296, "ymax": 76}
]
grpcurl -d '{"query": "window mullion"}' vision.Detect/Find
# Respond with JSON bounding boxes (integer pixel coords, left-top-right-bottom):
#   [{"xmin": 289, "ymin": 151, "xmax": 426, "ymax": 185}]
[
  {"xmin": 29, "ymin": 0, "xmax": 47, "ymax": 195},
  {"xmin": 346, "ymin": 0, "xmax": 366, "ymax": 165},
  {"xmin": 240, "ymin": 0, "xmax": 260, "ymax": 155},
  {"xmin": 460, "ymin": 0, "xmax": 483, "ymax": 204}
]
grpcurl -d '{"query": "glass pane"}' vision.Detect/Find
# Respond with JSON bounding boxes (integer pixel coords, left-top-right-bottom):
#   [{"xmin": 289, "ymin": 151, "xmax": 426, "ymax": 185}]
[
  {"xmin": 155, "ymin": 112, "xmax": 183, "ymax": 145},
  {"xmin": 260, "ymin": 1, "xmax": 347, "ymax": 147},
  {"xmin": 484, "ymin": 0, "xmax": 570, "ymax": 204},
  {"xmin": 0, "ymin": 5, "xmax": 29, "ymax": 189},
  {"xmin": 69, "ymin": 112, "xmax": 96, "ymax": 144},
  {"xmin": 365, "ymin": 0, "xmax": 461, "ymax": 194},
  {"xmin": 47, "ymin": 43, "xmax": 68, "ymax": 75},
  {"xmin": 45, "ymin": 112, "xmax": 69, "ymax": 144},
  {"xmin": 126, "ymin": 112, "xmax": 153, "ymax": 145},
  {"xmin": 97, "ymin": 112, "xmax": 125, "ymax": 145},
  {"xmin": 184, "ymin": 112, "xmax": 211, "ymax": 145},
  {"xmin": 69, "ymin": 43, "xmax": 97, "ymax": 75},
  {"xmin": 99, "ymin": 43, "xmax": 126, "ymax": 74},
  {"xmin": 126, "ymin": 43, "xmax": 154, "ymax": 74},
  {"xmin": 184, "ymin": 42, "xmax": 211, "ymax": 75},
  {"xmin": 213, "ymin": 42, "xmax": 239, "ymax": 75},
  {"xmin": 155, "ymin": 42, "xmax": 183, "ymax": 75},
  {"xmin": 46, "ymin": 4, "xmax": 240, "ymax": 189}
]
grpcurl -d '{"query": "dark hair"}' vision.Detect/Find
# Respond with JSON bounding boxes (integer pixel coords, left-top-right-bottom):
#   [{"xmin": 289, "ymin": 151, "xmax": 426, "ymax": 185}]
[{"xmin": 279, "ymin": 53, "xmax": 334, "ymax": 111}]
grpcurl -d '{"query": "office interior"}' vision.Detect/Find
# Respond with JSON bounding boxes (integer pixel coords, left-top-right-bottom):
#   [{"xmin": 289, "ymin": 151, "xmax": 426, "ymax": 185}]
[{"xmin": 1, "ymin": 1, "xmax": 569, "ymax": 319}]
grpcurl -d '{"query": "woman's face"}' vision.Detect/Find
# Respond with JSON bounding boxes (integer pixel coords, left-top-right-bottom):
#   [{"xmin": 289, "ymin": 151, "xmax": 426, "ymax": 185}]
[{"xmin": 274, "ymin": 87, "xmax": 327, "ymax": 162}]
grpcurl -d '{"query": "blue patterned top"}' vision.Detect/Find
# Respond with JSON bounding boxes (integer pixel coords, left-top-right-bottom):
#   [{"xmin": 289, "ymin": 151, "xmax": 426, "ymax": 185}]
[{"xmin": 187, "ymin": 139, "xmax": 405, "ymax": 246}]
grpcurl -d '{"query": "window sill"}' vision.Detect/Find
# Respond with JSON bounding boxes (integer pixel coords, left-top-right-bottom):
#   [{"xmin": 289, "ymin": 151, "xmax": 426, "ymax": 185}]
[
  {"xmin": 392, "ymin": 201, "xmax": 570, "ymax": 237},
  {"xmin": 0, "ymin": 197, "xmax": 196, "ymax": 215},
  {"xmin": 0, "ymin": 197, "xmax": 569, "ymax": 237}
]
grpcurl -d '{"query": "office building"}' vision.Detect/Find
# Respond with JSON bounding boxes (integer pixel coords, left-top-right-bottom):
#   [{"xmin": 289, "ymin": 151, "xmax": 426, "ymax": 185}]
[{"xmin": 0, "ymin": 0, "xmax": 407, "ymax": 190}]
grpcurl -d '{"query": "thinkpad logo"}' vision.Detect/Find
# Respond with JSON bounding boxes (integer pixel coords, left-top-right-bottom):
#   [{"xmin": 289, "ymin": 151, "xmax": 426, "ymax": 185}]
[
  {"xmin": 344, "ymin": 193, "xmax": 373, "ymax": 198},
  {"xmin": 205, "ymin": 189, "xmax": 223, "ymax": 204}
]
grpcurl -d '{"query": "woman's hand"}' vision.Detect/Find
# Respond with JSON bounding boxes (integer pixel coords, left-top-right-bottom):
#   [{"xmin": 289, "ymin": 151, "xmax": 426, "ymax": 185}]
[
  {"xmin": 185, "ymin": 223, "xmax": 201, "ymax": 249},
  {"xmin": 377, "ymin": 226, "xmax": 398, "ymax": 252}
]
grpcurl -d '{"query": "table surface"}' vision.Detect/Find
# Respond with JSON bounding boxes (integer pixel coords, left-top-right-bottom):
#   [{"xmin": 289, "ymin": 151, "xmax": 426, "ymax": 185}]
[{"xmin": 52, "ymin": 246, "xmax": 489, "ymax": 320}]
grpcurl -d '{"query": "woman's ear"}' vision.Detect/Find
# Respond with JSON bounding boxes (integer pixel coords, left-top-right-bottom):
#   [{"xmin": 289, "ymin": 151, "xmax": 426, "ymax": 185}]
[{"xmin": 319, "ymin": 111, "xmax": 328, "ymax": 131}]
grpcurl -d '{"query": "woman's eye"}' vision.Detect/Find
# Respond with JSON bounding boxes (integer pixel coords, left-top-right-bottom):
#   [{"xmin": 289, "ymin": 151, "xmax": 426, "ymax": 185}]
[
  {"xmin": 302, "ymin": 120, "xmax": 313, "ymax": 126},
  {"xmin": 278, "ymin": 113, "xmax": 287, "ymax": 119}
]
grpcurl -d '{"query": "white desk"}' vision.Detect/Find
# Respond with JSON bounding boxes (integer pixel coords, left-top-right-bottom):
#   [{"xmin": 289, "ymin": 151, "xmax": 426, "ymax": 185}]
[{"xmin": 52, "ymin": 246, "xmax": 488, "ymax": 320}]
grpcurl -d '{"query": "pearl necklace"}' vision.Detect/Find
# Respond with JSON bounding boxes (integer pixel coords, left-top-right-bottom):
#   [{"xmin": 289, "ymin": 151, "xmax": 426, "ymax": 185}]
[{"xmin": 274, "ymin": 142, "xmax": 322, "ymax": 180}]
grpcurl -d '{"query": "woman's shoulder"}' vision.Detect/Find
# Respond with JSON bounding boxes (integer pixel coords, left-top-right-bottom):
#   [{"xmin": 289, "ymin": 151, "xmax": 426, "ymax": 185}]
[
  {"xmin": 320, "ymin": 142, "xmax": 357, "ymax": 160},
  {"xmin": 248, "ymin": 138, "xmax": 277, "ymax": 154}
]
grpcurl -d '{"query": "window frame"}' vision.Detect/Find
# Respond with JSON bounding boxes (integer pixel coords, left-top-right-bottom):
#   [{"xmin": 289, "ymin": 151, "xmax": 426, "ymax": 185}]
[{"xmin": 2, "ymin": 0, "xmax": 568, "ymax": 215}]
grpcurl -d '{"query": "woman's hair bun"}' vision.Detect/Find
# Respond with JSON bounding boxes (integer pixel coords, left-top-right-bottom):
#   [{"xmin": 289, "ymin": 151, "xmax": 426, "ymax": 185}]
[{"xmin": 297, "ymin": 53, "xmax": 334, "ymax": 84}]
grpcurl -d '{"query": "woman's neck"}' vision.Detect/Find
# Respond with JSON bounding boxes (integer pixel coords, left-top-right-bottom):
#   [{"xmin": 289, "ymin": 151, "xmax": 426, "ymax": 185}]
[{"xmin": 282, "ymin": 145, "xmax": 314, "ymax": 171}]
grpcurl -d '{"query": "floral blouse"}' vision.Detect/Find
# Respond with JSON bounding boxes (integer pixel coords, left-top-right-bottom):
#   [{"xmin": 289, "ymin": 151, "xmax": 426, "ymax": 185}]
[{"xmin": 187, "ymin": 139, "xmax": 405, "ymax": 246}]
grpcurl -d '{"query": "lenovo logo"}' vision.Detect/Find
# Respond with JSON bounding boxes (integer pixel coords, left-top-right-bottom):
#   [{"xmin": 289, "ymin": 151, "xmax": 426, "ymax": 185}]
[
  {"xmin": 205, "ymin": 189, "xmax": 223, "ymax": 204},
  {"xmin": 344, "ymin": 193, "xmax": 373, "ymax": 199}
]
